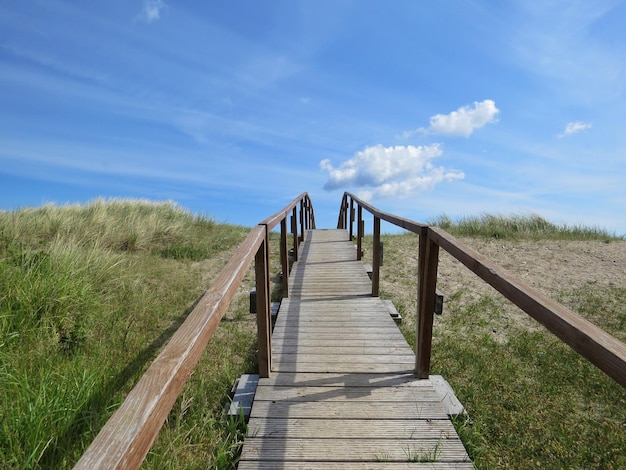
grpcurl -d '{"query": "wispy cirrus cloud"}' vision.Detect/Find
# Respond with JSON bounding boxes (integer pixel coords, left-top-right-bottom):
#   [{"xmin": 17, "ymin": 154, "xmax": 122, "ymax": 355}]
[
  {"xmin": 405, "ymin": 99, "xmax": 500, "ymax": 138},
  {"xmin": 558, "ymin": 121, "xmax": 592, "ymax": 138},
  {"xmin": 139, "ymin": 0, "xmax": 167, "ymax": 23},
  {"xmin": 320, "ymin": 144, "xmax": 464, "ymax": 199}
]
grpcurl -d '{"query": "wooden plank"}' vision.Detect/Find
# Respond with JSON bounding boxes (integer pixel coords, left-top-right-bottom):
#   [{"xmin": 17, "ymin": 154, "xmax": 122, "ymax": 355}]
[
  {"xmin": 238, "ymin": 462, "xmax": 475, "ymax": 470},
  {"xmin": 253, "ymin": 385, "xmax": 442, "ymax": 402},
  {"xmin": 272, "ymin": 363, "xmax": 415, "ymax": 374},
  {"xmin": 272, "ymin": 346, "xmax": 414, "ymax": 355},
  {"xmin": 272, "ymin": 338, "xmax": 411, "ymax": 348},
  {"xmin": 249, "ymin": 401, "xmax": 449, "ymax": 420},
  {"xmin": 239, "ymin": 438, "xmax": 470, "ymax": 462},
  {"xmin": 247, "ymin": 417, "xmax": 457, "ymax": 439},
  {"xmin": 257, "ymin": 372, "xmax": 426, "ymax": 387},
  {"xmin": 272, "ymin": 354, "xmax": 415, "ymax": 364}
]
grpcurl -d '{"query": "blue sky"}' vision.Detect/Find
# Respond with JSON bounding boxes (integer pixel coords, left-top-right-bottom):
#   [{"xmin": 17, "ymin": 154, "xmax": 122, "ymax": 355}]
[{"xmin": 1, "ymin": 1, "xmax": 625, "ymax": 234}]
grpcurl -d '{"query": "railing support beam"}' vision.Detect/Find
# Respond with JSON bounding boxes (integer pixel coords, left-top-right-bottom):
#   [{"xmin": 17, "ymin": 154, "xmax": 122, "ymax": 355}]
[
  {"xmin": 255, "ymin": 230, "xmax": 272, "ymax": 378},
  {"xmin": 280, "ymin": 218, "xmax": 289, "ymax": 298},
  {"xmin": 416, "ymin": 229, "xmax": 440, "ymax": 378},
  {"xmin": 372, "ymin": 216, "xmax": 381, "ymax": 297},
  {"xmin": 357, "ymin": 204, "xmax": 363, "ymax": 261}
]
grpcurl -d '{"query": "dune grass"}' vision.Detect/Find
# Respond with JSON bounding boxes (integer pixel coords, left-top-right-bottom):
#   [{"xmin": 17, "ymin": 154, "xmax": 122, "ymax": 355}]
[
  {"xmin": 430, "ymin": 213, "xmax": 622, "ymax": 241},
  {"xmin": 0, "ymin": 199, "xmax": 253, "ymax": 469}
]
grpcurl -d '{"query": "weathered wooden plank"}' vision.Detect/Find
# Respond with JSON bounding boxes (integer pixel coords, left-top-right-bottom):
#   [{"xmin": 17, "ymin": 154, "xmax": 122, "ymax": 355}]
[
  {"xmin": 272, "ymin": 328, "xmax": 404, "ymax": 337},
  {"xmin": 272, "ymin": 354, "xmax": 415, "ymax": 365},
  {"xmin": 254, "ymin": 385, "xmax": 441, "ymax": 402},
  {"xmin": 239, "ymin": 438, "xmax": 470, "ymax": 462},
  {"xmin": 238, "ymin": 462, "xmax": 475, "ymax": 470},
  {"xmin": 273, "ymin": 345, "xmax": 414, "ymax": 355},
  {"xmin": 271, "ymin": 338, "xmax": 411, "ymax": 348},
  {"xmin": 272, "ymin": 331, "xmax": 407, "ymax": 339},
  {"xmin": 246, "ymin": 417, "xmax": 457, "ymax": 439},
  {"xmin": 273, "ymin": 363, "xmax": 415, "ymax": 374},
  {"xmin": 257, "ymin": 372, "xmax": 426, "ymax": 387},
  {"xmin": 249, "ymin": 401, "xmax": 448, "ymax": 420}
]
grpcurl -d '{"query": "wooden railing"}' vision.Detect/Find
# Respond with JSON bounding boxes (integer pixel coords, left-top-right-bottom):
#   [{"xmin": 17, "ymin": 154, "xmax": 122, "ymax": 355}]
[
  {"xmin": 74, "ymin": 193, "xmax": 315, "ymax": 470},
  {"xmin": 338, "ymin": 192, "xmax": 626, "ymax": 389}
]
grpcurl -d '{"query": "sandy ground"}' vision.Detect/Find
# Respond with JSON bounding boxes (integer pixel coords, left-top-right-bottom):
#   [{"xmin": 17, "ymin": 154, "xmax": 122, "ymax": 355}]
[
  {"xmin": 440, "ymin": 238, "xmax": 626, "ymax": 294},
  {"xmin": 378, "ymin": 236, "xmax": 626, "ymax": 342}
]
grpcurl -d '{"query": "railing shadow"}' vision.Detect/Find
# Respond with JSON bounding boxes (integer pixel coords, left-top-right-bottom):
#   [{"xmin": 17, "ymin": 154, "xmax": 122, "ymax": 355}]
[{"xmin": 41, "ymin": 297, "xmax": 202, "ymax": 468}]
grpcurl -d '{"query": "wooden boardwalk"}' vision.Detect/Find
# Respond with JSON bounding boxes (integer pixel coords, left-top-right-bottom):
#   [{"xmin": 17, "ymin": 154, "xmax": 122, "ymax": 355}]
[{"xmin": 238, "ymin": 229, "xmax": 473, "ymax": 469}]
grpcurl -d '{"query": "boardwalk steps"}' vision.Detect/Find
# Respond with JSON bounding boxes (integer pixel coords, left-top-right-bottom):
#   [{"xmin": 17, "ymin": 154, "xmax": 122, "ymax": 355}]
[{"xmin": 238, "ymin": 229, "xmax": 473, "ymax": 468}]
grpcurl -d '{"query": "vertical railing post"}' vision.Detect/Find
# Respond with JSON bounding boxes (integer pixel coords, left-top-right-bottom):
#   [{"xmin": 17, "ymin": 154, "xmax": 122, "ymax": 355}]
[
  {"xmin": 349, "ymin": 197, "xmax": 354, "ymax": 240},
  {"xmin": 372, "ymin": 216, "xmax": 381, "ymax": 297},
  {"xmin": 309, "ymin": 196, "xmax": 316, "ymax": 229},
  {"xmin": 299, "ymin": 200, "xmax": 305, "ymax": 241},
  {"xmin": 280, "ymin": 217, "xmax": 289, "ymax": 298},
  {"xmin": 416, "ymin": 228, "xmax": 439, "ymax": 378},
  {"xmin": 255, "ymin": 230, "xmax": 271, "ymax": 378},
  {"xmin": 303, "ymin": 198, "xmax": 309, "ymax": 231},
  {"xmin": 291, "ymin": 208, "xmax": 299, "ymax": 262},
  {"xmin": 356, "ymin": 204, "xmax": 363, "ymax": 261}
]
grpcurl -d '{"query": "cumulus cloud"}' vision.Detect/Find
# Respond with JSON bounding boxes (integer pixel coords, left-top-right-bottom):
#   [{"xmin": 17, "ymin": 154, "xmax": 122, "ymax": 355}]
[
  {"xmin": 320, "ymin": 144, "xmax": 464, "ymax": 198},
  {"xmin": 140, "ymin": 0, "xmax": 167, "ymax": 23},
  {"xmin": 558, "ymin": 121, "xmax": 592, "ymax": 138},
  {"xmin": 409, "ymin": 99, "xmax": 499, "ymax": 138}
]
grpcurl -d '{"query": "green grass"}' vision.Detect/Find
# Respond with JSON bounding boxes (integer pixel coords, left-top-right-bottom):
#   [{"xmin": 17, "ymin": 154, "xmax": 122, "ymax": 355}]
[
  {"xmin": 0, "ymin": 199, "xmax": 253, "ymax": 469},
  {"xmin": 430, "ymin": 213, "xmax": 623, "ymax": 241}
]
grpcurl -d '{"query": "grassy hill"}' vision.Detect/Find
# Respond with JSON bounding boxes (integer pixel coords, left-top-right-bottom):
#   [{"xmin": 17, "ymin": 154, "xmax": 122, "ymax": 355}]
[
  {"xmin": 1, "ymin": 203, "xmax": 624, "ymax": 468},
  {"xmin": 0, "ymin": 200, "xmax": 253, "ymax": 468}
]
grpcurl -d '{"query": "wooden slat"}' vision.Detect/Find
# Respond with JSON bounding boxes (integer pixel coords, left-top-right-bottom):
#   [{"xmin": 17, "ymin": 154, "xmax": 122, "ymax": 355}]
[
  {"xmin": 272, "ymin": 353, "xmax": 415, "ymax": 364},
  {"xmin": 240, "ymin": 438, "xmax": 470, "ymax": 462},
  {"xmin": 238, "ymin": 463, "xmax": 475, "ymax": 470},
  {"xmin": 250, "ymin": 397, "xmax": 448, "ymax": 420},
  {"xmin": 247, "ymin": 417, "xmax": 457, "ymax": 439},
  {"xmin": 254, "ymin": 385, "xmax": 442, "ymax": 402},
  {"xmin": 257, "ymin": 372, "xmax": 429, "ymax": 387}
]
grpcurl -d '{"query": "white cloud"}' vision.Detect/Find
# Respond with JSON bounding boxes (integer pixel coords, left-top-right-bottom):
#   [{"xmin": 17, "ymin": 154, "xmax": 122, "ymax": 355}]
[
  {"xmin": 558, "ymin": 121, "xmax": 592, "ymax": 138},
  {"xmin": 140, "ymin": 0, "xmax": 167, "ymax": 23},
  {"xmin": 411, "ymin": 99, "xmax": 500, "ymax": 137},
  {"xmin": 320, "ymin": 144, "xmax": 464, "ymax": 198}
]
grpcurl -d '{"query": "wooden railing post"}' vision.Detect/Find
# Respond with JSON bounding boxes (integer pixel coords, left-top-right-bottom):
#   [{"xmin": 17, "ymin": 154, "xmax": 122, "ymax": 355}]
[
  {"xmin": 349, "ymin": 197, "xmax": 355, "ymax": 240},
  {"xmin": 357, "ymin": 204, "xmax": 363, "ymax": 261},
  {"xmin": 299, "ymin": 200, "xmax": 305, "ymax": 240},
  {"xmin": 372, "ymin": 216, "xmax": 381, "ymax": 297},
  {"xmin": 416, "ymin": 228, "xmax": 439, "ymax": 378},
  {"xmin": 280, "ymin": 218, "xmax": 289, "ymax": 297},
  {"xmin": 309, "ymin": 197, "xmax": 316, "ymax": 229},
  {"xmin": 255, "ymin": 230, "xmax": 271, "ymax": 378},
  {"xmin": 291, "ymin": 209, "xmax": 298, "ymax": 262}
]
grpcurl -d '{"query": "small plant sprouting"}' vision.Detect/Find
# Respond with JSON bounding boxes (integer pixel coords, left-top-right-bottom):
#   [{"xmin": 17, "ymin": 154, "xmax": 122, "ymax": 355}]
[{"xmin": 404, "ymin": 440, "xmax": 442, "ymax": 463}]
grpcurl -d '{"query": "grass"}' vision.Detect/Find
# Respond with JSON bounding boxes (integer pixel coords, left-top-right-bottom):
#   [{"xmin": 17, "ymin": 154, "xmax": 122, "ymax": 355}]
[
  {"xmin": 359, "ymin": 214, "xmax": 626, "ymax": 469},
  {"xmin": 430, "ymin": 213, "xmax": 622, "ymax": 241},
  {"xmin": 0, "ymin": 199, "xmax": 253, "ymax": 469}
]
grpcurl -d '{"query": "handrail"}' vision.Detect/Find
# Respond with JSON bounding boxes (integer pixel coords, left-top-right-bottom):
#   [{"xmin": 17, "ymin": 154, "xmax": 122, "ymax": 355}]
[
  {"xmin": 339, "ymin": 191, "xmax": 626, "ymax": 389},
  {"xmin": 75, "ymin": 193, "xmax": 314, "ymax": 470}
]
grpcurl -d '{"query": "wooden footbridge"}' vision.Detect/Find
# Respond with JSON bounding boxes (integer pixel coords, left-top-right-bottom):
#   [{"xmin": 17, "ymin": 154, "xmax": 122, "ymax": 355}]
[
  {"xmin": 238, "ymin": 228, "xmax": 472, "ymax": 468},
  {"xmin": 75, "ymin": 193, "xmax": 626, "ymax": 469}
]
